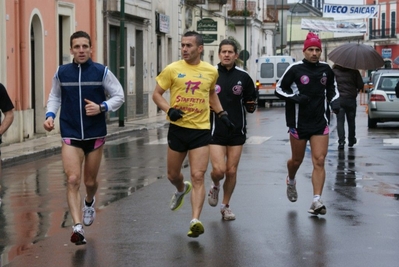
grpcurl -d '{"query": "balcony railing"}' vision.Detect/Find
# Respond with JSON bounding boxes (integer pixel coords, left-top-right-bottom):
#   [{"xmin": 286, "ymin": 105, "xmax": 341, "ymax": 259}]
[
  {"xmin": 186, "ymin": 0, "xmax": 206, "ymax": 4},
  {"xmin": 369, "ymin": 28, "xmax": 396, "ymax": 39}
]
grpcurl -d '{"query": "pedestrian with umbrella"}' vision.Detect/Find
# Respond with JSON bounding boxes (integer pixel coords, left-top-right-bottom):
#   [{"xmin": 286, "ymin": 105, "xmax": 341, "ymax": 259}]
[
  {"xmin": 328, "ymin": 43, "xmax": 385, "ymax": 70},
  {"xmin": 328, "ymin": 43, "xmax": 385, "ymax": 149},
  {"xmin": 332, "ymin": 64, "xmax": 364, "ymax": 149}
]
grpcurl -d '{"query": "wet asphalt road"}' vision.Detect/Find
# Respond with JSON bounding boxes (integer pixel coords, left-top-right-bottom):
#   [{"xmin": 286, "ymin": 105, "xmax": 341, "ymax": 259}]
[{"xmin": 1, "ymin": 102, "xmax": 399, "ymax": 267}]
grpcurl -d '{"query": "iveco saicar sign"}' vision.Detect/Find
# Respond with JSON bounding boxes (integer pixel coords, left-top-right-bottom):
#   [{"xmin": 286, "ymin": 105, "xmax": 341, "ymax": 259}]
[{"xmin": 323, "ymin": 3, "xmax": 378, "ymax": 19}]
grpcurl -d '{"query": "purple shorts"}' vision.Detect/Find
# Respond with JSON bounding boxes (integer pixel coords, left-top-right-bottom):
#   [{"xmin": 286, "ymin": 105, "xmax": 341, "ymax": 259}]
[
  {"xmin": 289, "ymin": 126, "xmax": 329, "ymax": 140},
  {"xmin": 62, "ymin": 138, "xmax": 105, "ymax": 154}
]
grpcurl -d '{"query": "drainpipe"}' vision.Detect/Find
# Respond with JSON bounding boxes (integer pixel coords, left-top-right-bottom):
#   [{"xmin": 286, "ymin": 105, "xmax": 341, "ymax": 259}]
[
  {"xmin": 19, "ymin": 0, "xmax": 27, "ymax": 141},
  {"xmin": 90, "ymin": 0, "xmax": 96, "ymax": 60},
  {"xmin": 119, "ymin": 0, "xmax": 125, "ymax": 127},
  {"xmin": 14, "ymin": 0, "xmax": 23, "ymax": 142}
]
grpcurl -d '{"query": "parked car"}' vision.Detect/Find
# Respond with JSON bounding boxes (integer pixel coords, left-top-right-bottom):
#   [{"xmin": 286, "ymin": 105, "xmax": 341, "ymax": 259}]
[
  {"xmin": 367, "ymin": 72, "xmax": 399, "ymax": 128},
  {"xmin": 369, "ymin": 68, "xmax": 399, "ymax": 86}
]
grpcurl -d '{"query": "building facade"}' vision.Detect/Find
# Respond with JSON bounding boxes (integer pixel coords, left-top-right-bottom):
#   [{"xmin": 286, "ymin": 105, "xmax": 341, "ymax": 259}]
[
  {"xmin": 0, "ymin": 0, "xmax": 278, "ymax": 146},
  {"xmin": 366, "ymin": 0, "xmax": 399, "ymax": 68},
  {"xmin": 0, "ymin": 0, "xmax": 103, "ymax": 144}
]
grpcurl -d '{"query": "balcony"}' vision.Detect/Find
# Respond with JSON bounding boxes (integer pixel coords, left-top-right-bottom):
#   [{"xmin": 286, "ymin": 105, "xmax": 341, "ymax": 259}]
[
  {"xmin": 208, "ymin": 0, "xmax": 227, "ymax": 3},
  {"xmin": 185, "ymin": 0, "xmax": 226, "ymax": 11},
  {"xmin": 186, "ymin": 0, "xmax": 206, "ymax": 4},
  {"xmin": 369, "ymin": 28, "xmax": 396, "ymax": 40},
  {"xmin": 227, "ymin": 10, "xmax": 253, "ymax": 17}
]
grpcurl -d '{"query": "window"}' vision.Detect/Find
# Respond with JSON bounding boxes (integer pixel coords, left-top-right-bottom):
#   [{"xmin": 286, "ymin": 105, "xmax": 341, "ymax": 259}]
[
  {"xmin": 381, "ymin": 13, "xmax": 386, "ymax": 37},
  {"xmin": 391, "ymin": 11, "xmax": 396, "ymax": 37},
  {"xmin": 260, "ymin": 63, "xmax": 274, "ymax": 78},
  {"xmin": 277, "ymin": 63, "xmax": 290, "ymax": 77}
]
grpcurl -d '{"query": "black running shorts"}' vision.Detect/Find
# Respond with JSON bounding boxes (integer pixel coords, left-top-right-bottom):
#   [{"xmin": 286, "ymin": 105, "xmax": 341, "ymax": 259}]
[{"xmin": 167, "ymin": 123, "xmax": 211, "ymax": 152}]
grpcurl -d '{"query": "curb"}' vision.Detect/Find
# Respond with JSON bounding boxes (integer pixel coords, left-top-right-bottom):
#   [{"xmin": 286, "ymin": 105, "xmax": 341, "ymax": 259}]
[{"xmin": 1, "ymin": 121, "xmax": 168, "ymax": 168}]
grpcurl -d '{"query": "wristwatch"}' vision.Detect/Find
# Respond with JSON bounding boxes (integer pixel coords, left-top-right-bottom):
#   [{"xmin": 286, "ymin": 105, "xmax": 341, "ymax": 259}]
[{"xmin": 100, "ymin": 103, "xmax": 107, "ymax": 112}]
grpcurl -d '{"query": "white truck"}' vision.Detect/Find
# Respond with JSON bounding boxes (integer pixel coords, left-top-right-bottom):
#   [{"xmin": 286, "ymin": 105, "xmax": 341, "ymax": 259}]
[{"xmin": 255, "ymin": 55, "xmax": 295, "ymax": 107}]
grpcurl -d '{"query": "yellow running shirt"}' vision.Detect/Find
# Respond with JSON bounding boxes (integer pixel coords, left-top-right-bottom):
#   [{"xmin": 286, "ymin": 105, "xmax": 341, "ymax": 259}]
[{"xmin": 156, "ymin": 60, "xmax": 218, "ymax": 130}]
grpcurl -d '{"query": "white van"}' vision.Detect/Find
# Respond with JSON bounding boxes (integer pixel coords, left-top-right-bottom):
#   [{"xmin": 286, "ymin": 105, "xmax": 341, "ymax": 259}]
[{"xmin": 255, "ymin": 55, "xmax": 295, "ymax": 106}]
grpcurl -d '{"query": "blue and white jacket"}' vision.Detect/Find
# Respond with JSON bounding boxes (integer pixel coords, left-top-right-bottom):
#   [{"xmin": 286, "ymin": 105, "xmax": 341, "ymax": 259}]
[{"xmin": 45, "ymin": 58, "xmax": 124, "ymax": 140}]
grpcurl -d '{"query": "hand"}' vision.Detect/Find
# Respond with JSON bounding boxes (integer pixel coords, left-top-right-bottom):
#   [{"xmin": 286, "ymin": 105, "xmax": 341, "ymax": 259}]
[
  {"xmin": 43, "ymin": 117, "xmax": 55, "ymax": 132},
  {"xmin": 218, "ymin": 111, "xmax": 235, "ymax": 132},
  {"xmin": 244, "ymin": 101, "xmax": 257, "ymax": 113},
  {"xmin": 84, "ymin": 99, "xmax": 101, "ymax": 116},
  {"xmin": 167, "ymin": 108, "xmax": 184, "ymax": 121}
]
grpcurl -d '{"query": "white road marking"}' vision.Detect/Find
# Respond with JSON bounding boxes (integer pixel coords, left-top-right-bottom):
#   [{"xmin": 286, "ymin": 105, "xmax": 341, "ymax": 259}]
[
  {"xmin": 146, "ymin": 137, "xmax": 168, "ymax": 145},
  {"xmin": 246, "ymin": 136, "xmax": 272, "ymax": 144},
  {"xmin": 383, "ymin": 138, "xmax": 399, "ymax": 146}
]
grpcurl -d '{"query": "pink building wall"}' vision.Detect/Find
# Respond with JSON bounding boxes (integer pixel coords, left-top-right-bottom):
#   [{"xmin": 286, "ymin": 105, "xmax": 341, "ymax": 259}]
[{"xmin": 2, "ymin": 0, "xmax": 98, "ymax": 142}]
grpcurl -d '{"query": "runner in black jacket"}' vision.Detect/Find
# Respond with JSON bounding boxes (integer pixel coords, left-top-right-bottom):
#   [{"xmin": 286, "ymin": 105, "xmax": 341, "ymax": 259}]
[
  {"xmin": 208, "ymin": 39, "xmax": 257, "ymax": 220},
  {"xmin": 275, "ymin": 32, "xmax": 340, "ymax": 216}
]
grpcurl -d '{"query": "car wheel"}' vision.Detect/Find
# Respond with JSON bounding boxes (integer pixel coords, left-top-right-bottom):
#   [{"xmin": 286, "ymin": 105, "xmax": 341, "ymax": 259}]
[{"xmin": 368, "ymin": 115, "xmax": 377, "ymax": 128}]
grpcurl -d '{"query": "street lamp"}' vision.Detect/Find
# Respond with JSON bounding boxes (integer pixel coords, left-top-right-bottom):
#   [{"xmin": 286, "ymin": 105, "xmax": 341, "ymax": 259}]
[
  {"xmin": 244, "ymin": 0, "xmax": 247, "ymax": 70},
  {"xmin": 289, "ymin": 0, "xmax": 302, "ymax": 56},
  {"xmin": 280, "ymin": 0, "xmax": 283, "ymax": 55}
]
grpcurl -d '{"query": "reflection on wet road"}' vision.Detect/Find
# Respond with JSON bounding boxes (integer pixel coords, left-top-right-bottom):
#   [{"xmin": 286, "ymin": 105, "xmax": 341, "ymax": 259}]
[
  {"xmin": 1, "ymin": 105, "xmax": 399, "ymax": 266},
  {"xmin": 0, "ymin": 128, "xmax": 168, "ymax": 264}
]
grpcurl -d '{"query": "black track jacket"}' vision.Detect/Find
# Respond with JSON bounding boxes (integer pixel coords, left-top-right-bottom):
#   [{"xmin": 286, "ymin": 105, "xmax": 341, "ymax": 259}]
[
  {"xmin": 211, "ymin": 63, "xmax": 256, "ymax": 138},
  {"xmin": 275, "ymin": 59, "xmax": 340, "ymax": 131}
]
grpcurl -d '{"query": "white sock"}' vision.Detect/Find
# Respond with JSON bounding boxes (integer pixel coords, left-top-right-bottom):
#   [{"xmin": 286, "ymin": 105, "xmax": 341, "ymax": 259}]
[
  {"xmin": 286, "ymin": 176, "xmax": 296, "ymax": 185},
  {"xmin": 313, "ymin": 195, "xmax": 321, "ymax": 202},
  {"xmin": 176, "ymin": 183, "xmax": 187, "ymax": 195},
  {"xmin": 220, "ymin": 204, "xmax": 226, "ymax": 209}
]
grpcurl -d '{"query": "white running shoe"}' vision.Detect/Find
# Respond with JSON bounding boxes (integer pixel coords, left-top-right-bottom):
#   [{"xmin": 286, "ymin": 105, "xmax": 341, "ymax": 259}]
[
  {"xmin": 83, "ymin": 196, "xmax": 96, "ymax": 226},
  {"xmin": 286, "ymin": 176, "xmax": 298, "ymax": 202},
  {"xmin": 170, "ymin": 181, "xmax": 192, "ymax": 211},
  {"xmin": 308, "ymin": 200, "xmax": 327, "ymax": 215},
  {"xmin": 70, "ymin": 223, "xmax": 86, "ymax": 245},
  {"xmin": 221, "ymin": 204, "xmax": 236, "ymax": 220},
  {"xmin": 208, "ymin": 184, "xmax": 220, "ymax": 207}
]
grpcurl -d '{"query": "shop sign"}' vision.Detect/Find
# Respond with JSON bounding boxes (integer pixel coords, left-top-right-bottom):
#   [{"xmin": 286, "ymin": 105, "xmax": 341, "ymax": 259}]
[{"xmin": 197, "ymin": 18, "xmax": 217, "ymax": 32}]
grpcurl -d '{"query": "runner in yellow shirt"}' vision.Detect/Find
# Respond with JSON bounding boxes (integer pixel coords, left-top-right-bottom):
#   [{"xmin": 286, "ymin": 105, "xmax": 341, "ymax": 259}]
[{"xmin": 152, "ymin": 31, "xmax": 234, "ymax": 238}]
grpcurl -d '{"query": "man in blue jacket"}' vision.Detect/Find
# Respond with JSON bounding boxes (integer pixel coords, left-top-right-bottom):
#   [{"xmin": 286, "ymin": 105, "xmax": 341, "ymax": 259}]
[
  {"xmin": 0, "ymin": 83, "xmax": 14, "ymax": 207},
  {"xmin": 43, "ymin": 31, "xmax": 124, "ymax": 245}
]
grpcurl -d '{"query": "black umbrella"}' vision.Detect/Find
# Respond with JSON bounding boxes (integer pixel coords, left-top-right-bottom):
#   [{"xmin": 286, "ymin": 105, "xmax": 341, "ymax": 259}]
[{"xmin": 328, "ymin": 43, "xmax": 384, "ymax": 70}]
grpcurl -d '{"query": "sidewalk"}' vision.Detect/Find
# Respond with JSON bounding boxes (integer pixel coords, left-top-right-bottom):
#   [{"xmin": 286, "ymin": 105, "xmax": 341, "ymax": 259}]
[{"xmin": 0, "ymin": 114, "xmax": 168, "ymax": 167}]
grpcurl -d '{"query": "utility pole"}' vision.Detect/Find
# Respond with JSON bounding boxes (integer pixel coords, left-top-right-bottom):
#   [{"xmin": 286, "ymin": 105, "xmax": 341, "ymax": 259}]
[
  {"xmin": 118, "ymin": 0, "xmax": 125, "ymax": 127},
  {"xmin": 274, "ymin": 0, "xmax": 277, "ymax": 55},
  {"xmin": 244, "ymin": 0, "xmax": 247, "ymax": 70},
  {"xmin": 280, "ymin": 0, "xmax": 283, "ymax": 55}
]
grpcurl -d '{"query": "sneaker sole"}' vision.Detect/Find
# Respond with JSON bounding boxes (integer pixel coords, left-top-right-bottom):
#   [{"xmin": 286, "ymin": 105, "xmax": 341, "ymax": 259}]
[
  {"xmin": 71, "ymin": 232, "xmax": 87, "ymax": 245},
  {"xmin": 83, "ymin": 219, "xmax": 94, "ymax": 227},
  {"xmin": 222, "ymin": 216, "xmax": 236, "ymax": 221},
  {"xmin": 171, "ymin": 182, "xmax": 192, "ymax": 211},
  {"xmin": 308, "ymin": 206, "xmax": 327, "ymax": 215},
  {"xmin": 187, "ymin": 222, "xmax": 204, "ymax": 238}
]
